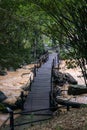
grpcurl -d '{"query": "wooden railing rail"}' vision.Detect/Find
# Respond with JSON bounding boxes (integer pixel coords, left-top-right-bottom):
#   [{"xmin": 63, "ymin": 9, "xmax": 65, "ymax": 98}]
[{"xmin": 6, "ymin": 107, "xmax": 53, "ymax": 130}]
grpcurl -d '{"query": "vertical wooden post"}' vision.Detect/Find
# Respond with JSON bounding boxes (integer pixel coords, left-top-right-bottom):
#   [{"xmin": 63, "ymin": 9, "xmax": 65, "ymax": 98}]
[
  {"xmin": 55, "ymin": 57, "xmax": 56, "ymax": 67},
  {"xmin": 51, "ymin": 72, "xmax": 53, "ymax": 92},
  {"xmin": 52, "ymin": 59, "xmax": 54, "ymax": 76},
  {"xmin": 47, "ymin": 51, "xmax": 49, "ymax": 61},
  {"xmin": 53, "ymin": 59, "xmax": 55, "ymax": 68},
  {"xmin": 34, "ymin": 65, "xmax": 36, "ymax": 77},
  {"xmin": 21, "ymin": 91, "xmax": 24, "ymax": 110},
  {"xmin": 57, "ymin": 53, "xmax": 59, "ymax": 63},
  {"xmin": 40, "ymin": 59, "xmax": 41, "ymax": 67},
  {"xmin": 37, "ymin": 61, "xmax": 38, "ymax": 71},
  {"xmin": 7, "ymin": 107, "xmax": 14, "ymax": 130},
  {"xmin": 57, "ymin": 53, "xmax": 59, "ymax": 70},
  {"xmin": 29, "ymin": 76, "xmax": 32, "ymax": 91},
  {"xmin": 67, "ymin": 104, "xmax": 70, "ymax": 111},
  {"xmin": 50, "ymin": 61, "xmax": 54, "ymax": 110}
]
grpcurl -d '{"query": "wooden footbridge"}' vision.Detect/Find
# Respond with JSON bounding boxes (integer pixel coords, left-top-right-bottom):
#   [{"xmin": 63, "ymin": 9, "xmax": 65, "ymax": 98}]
[
  {"xmin": 1, "ymin": 52, "xmax": 58, "ymax": 130},
  {"xmin": 24, "ymin": 52, "xmax": 57, "ymax": 112}
]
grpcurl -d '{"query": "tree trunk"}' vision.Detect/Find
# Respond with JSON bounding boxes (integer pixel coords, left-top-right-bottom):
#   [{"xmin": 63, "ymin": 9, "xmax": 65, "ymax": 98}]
[{"xmin": 78, "ymin": 58, "xmax": 87, "ymax": 87}]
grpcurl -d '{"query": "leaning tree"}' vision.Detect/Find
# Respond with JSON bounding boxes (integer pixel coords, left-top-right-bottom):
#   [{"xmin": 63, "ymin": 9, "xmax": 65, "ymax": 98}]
[{"xmin": 30, "ymin": 0, "xmax": 87, "ymax": 86}]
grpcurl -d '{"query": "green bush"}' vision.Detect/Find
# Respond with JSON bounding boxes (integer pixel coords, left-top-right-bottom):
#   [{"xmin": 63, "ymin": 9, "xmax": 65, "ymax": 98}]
[{"xmin": 60, "ymin": 50, "xmax": 69, "ymax": 60}]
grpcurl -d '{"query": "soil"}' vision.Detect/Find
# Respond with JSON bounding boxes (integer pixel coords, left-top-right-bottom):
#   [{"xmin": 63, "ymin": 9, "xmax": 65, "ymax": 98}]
[
  {"xmin": 27, "ymin": 107, "xmax": 87, "ymax": 130},
  {"xmin": 1, "ymin": 107, "xmax": 87, "ymax": 130}
]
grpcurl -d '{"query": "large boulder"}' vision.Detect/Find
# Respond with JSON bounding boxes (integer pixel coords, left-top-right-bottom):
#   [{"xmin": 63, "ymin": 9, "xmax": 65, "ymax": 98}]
[
  {"xmin": 65, "ymin": 73, "xmax": 78, "ymax": 85},
  {"xmin": 53, "ymin": 87, "xmax": 61, "ymax": 98},
  {"xmin": 0, "ymin": 91, "xmax": 7, "ymax": 102},
  {"xmin": 56, "ymin": 98, "xmax": 81, "ymax": 108},
  {"xmin": 53, "ymin": 70, "xmax": 78, "ymax": 86},
  {"xmin": 53, "ymin": 70, "xmax": 66, "ymax": 86},
  {"xmin": 68, "ymin": 85, "xmax": 87, "ymax": 95}
]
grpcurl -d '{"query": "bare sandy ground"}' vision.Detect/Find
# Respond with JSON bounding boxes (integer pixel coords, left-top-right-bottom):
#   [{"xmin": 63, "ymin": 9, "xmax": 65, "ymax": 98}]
[
  {"xmin": 56, "ymin": 60, "xmax": 87, "ymax": 105},
  {"xmin": 59, "ymin": 60, "xmax": 85, "ymax": 85}
]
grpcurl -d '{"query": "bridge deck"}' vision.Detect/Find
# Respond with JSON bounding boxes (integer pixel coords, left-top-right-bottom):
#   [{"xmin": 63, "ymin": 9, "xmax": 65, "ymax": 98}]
[{"xmin": 24, "ymin": 53, "xmax": 57, "ymax": 112}]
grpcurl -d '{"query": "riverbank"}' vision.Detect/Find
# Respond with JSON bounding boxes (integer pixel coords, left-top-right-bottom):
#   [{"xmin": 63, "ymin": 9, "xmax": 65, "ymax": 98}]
[
  {"xmin": 0, "ymin": 58, "xmax": 87, "ymax": 130},
  {"xmin": 0, "ymin": 52, "xmax": 49, "ymax": 127},
  {"xmin": 0, "ymin": 64, "xmax": 34, "ymax": 126}
]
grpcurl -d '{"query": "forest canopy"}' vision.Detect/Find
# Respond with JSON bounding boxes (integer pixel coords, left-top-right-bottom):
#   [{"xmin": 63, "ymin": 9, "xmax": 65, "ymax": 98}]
[
  {"xmin": 0, "ymin": 0, "xmax": 87, "ymax": 84},
  {"xmin": 0, "ymin": 0, "xmax": 49, "ymax": 69}
]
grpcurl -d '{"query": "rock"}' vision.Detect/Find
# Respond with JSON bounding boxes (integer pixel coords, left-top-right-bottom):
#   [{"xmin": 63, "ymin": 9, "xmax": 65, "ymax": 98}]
[
  {"xmin": 53, "ymin": 70, "xmax": 78, "ymax": 86},
  {"xmin": 2, "ymin": 102, "xmax": 17, "ymax": 110},
  {"xmin": 0, "ymin": 70, "xmax": 7, "ymax": 76},
  {"xmin": 8, "ymin": 67, "xmax": 15, "ymax": 71},
  {"xmin": 68, "ymin": 85, "xmax": 87, "ymax": 95},
  {"xmin": 15, "ymin": 98, "xmax": 24, "ymax": 109},
  {"xmin": 53, "ymin": 70, "xmax": 66, "ymax": 86},
  {"xmin": 0, "ymin": 91, "xmax": 7, "ymax": 102},
  {"xmin": 21, "ymin": 80, "xmax": 31, "ymax": 91},
  {"xmin": 53, "ymin": 87, "xmax": 61, "ymax": 98},
  {"xmin": 3, "ymin": 96, "xmax": 23, "ymax": 110},
  {"xmin": 56, "ymin": 98, "xmax": 81, "ymax": 108},
  {"xmin": 49, "ymin": 91, "xmax": 58, "ymax": 111},
  {"xmin": 65, "ymin": 73, "xmax": 78, "ymax": 85}
]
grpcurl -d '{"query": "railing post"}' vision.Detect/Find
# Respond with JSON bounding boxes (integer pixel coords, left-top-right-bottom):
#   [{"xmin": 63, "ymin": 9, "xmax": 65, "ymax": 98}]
[
  {"xmin": 57, "ymin": 53, "xmax": 59, "ymax": 64},
  {"xmin": 36, "ymin": 61, "xmax": 38, "ymax": 71},
  {"xmin": 55, "ymin": 57, "xmax": 56, "ymax": 66},
  {"xmin": 53, "ymin": 59, "xmax": 55, "ymax": 68},
  {"xmin": 49, "ymin": 91, "xmax": 52, "ymax": 108},
  {"xmin": 57, "ymin": 53, "xmax": 59, "ymax": 70},
  {"xmin": 29, "ymin": 76, "xmax": 32, "ymax": 91},
  {"xmin": 51, "ymin": 74, "xmax": 53, "ymax": 92},
  {"xmin": 67, "ymin": 104, "xmax": 70, "ymax": 111},
  {"xmin": 50, "ymin": 61, "xmax": 54, "ymax": 110},
  {"xmin": 52, "ymin": 61, "xmax": 54, "ymax": 76},
  {"xmin": 46, "ymin": 52, "xmax": 48, "ymax": 61},
  {"xmin": 21, "ymin": 91, "xmax": 24, "ymax": 110},
  {"xmin": 34, "ymin": 65, "xmax": 36, "ymax": 77},
  {"xmin": 40, "ymin": 59, "xmax": 42, "ymax": 67},
  {"xmin": 30, "ymin": 76, "xmax": 32, "ymax": 86},
  {"xmin": 7, "ymin": 107, "xmax": 14, "ymax": 130}
]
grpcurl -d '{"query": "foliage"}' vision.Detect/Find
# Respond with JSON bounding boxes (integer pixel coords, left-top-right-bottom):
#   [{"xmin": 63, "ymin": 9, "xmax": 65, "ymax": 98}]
[
  {"xmin": 0, "ymin": 0, "xmax": 48, "ymax": 70},
  {"xmin": 30, "ymin": 0, "xmax": 87, "ymax": 86},
  {"xmin": 55, "ymin": 125, "xmax": 63, "ymax": 130},
  {"xmin": 0, "ymin": 0, "xmax": 87, "ymax": 85},
  {"xmin": 0, "ymin": 103, "xmax": 6, "ymax": 111}
]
